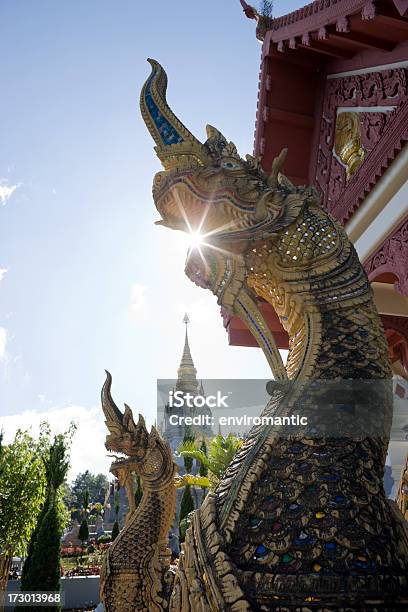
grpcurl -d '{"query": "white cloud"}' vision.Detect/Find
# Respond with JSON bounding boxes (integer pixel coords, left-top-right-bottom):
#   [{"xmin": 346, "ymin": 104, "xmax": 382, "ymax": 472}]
[
  {"xmin": 0, "ymin": 268, "xmax": 8, "ymax": 282},
  {"xmin": 0, "ymin": 327, "xmax": 7, "ymax": 360},
  {"xmin": 0, "ymin": 179, "xmax": 20, "ymax": 206},
  {"xmin": 0, "ymin": 404, "xmax": 111, "ymax": 481},
  {"xmin": 37, "ymin": 393, "xmax": 53, "ymax": 405},
  {"xmin": 176, "ymin": 297, "xmax": 214, "ymax": 324},
  {"xmin": 129, "ymin": 283, "xmax": 148, "ymax": 316}
]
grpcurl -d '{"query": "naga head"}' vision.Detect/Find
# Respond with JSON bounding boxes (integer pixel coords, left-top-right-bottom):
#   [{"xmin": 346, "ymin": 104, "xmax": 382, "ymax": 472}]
[
  {"xmin": 101, "ymin": 371, "xmax": 176, "ymax": 484},
  {"xmin": 140, "ymin": 59, "xmax": 318, "ymax": 258},
  {"xmin": 141, "ymin": 61, "xmax": 322, "ymax": 380}
]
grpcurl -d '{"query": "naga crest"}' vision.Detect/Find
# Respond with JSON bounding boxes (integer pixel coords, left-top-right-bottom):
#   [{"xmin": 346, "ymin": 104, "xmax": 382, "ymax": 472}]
[
  {"xmin": 140, "ymin": 59, "xmax": 318, "ymax": 252},
  {"xmin": 101, "ymin": 371, "xmax": 173, "ymax": 484}
]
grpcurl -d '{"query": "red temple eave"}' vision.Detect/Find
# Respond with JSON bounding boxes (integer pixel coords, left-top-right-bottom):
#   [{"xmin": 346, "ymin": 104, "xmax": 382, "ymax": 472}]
[
  {"xmin": 262, "ymin": 1, "xmax": 408, "ymax": 46},
  {"xmin": 226, "ymin": 0, "xmax": 408, "ymax": 378},
  {"xmin": 222, "ymin": 302, "xmax": 289, "ymax": 350}
]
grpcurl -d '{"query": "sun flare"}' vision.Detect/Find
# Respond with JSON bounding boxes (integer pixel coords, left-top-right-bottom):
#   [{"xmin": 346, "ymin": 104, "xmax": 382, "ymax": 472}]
[{"xmin": 188, "ymin": 231, "xmax": 204, "ymax": 250}]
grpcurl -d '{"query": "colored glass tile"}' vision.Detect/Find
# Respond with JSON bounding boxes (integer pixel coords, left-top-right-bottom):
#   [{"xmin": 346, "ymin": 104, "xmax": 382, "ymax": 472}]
[
  {"xmin": 319, "ymin": 472, "xmax": 340, "ymax": 482},
  {"xmin": 249, "ymin": 516, "xmax": 263, "ymax": 529},
  {"xmin": 254, "ymin": 544, "xmax": 270, "ymax": 559}
]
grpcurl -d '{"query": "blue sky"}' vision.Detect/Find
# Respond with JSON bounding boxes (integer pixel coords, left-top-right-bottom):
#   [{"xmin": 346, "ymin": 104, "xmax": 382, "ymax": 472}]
[{"xmin": 0, "ymin": 0, "xmax": 304, "ymax": 476}]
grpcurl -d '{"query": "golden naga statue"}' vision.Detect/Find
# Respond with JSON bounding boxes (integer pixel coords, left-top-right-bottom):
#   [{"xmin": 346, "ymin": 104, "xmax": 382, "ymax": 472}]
[
  {"xmin": 100, "ymin": 372, "xmax": 177, "ymax": 612},
  {"xmin": 100, "ymin": 59, "xmax": 408, "ymax": 610}
]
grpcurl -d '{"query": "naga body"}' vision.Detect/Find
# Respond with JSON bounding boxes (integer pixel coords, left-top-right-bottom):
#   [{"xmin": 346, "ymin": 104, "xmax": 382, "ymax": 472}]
[{"xmin": 102, "ymin": 60, "xmax": 408, "ymax": 611}]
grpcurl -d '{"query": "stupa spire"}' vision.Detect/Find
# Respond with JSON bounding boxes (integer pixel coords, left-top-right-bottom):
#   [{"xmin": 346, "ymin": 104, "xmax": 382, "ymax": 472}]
[{"xmin": 176, "ymin": 313, "xmax": 199, "ymax": 393}]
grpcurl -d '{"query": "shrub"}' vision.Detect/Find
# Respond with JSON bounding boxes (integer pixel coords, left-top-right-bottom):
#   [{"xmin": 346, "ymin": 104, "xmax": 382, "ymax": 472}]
[
  {"xmin": 21, "ymin": 493, "xmax": 51, "ymax": 587},
  {"xmin": 111, "ymin": 521, "xmax": 120, "ymax": 541},
  {"xmin": 78, "ymin": 519, "xmax": 89, "ymax": 546},
  {"xmin": 179, "ymin": 485, "xmax": 195, "ymax": 542},
  {"xmin": 97, "ymin": 534, "xmax": 111, "ymax": 545},
  {"xmin": 22, "ymin": 503, "xmax": 63, "ymax": 592},
  {"xmin": 179, "ymin": 510, "xmax": 195, "ymax": 541},
  {"xmin": 21, "ymin": 429, "xmax": 73, "ymax": 605}
]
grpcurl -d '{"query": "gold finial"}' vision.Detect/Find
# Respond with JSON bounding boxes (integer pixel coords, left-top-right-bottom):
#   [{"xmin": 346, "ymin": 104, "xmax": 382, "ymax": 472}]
[{"xmin": 177, "ymin": 313, "xmax": 198, "ymax": 393}]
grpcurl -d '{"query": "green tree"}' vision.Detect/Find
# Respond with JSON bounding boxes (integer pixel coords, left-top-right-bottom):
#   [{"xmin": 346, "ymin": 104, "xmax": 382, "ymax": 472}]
[
  {"xmin": 24, "ymin": 503, "xmax": 63, "ymax": 596},
  {"xmin": 69, "ymin": 471, "xmax": 108, "ymax": 506},
  {"xmin": 20, "ymin": 490, "xmax": 51, "ymax": 587},
  {"xmin": 134, "ymin": 474, "xmax": 143, "ymax": 507},
  {"xmin": 111, "ymin": 489, "xmax": 121, "ymax": 541},
  {"xmin": 82, "ymin": 488, "xmax": 90, "ymax": 516},
  {"xmin": 78, "ymin": 519, "xmax": 89, "ymax": 547},
  {"xmin": 182, "ymin": 427, "xmax": 195, "ymax": 473},
  {"xmin": 111, "ymin": 521, "xmax": 120, "ymax": 541},
  {"xmin": 78, "ymin": 489, "xmax": 90, "ymax": 552},
  {"xmin": 61, "ymin": 481, "xmax": 76, "ymax": 509},
  {"xmin": 21, "ymin": 429, "xmax": 73, "ymax": 599},
  {"xmin": 178, "ymin": 484, "xmax": 195, "ymax": 542},
  {"xmin": 198, "ymin": 439, "xmax": 208, "ymax": 496},
  {"xmin": 179, "ymin": 510, "xmax": 195, "ymax": 542},
  {"xmin": 0, "ymin": 430, "xmax": 47, "ymax": 607}
]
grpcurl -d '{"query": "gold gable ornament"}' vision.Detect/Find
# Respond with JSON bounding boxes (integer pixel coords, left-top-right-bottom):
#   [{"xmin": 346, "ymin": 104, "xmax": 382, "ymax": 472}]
[{"xmin": 334, "ymin": 111, "xmax": 366, "ymax": 180}]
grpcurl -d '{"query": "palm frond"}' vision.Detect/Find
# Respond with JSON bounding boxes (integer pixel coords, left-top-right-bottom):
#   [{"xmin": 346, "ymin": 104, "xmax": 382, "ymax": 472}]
[
  {"xmin": 177, "ymin": 440, "xmax": 198, "ymax": 454},
  {"xmin": 175, "ymin": 474, "xmax": 212, "ymax": 489},
  {"xmin": 178, "ymin": 448, "xmax": 212, "ymax": 470}
]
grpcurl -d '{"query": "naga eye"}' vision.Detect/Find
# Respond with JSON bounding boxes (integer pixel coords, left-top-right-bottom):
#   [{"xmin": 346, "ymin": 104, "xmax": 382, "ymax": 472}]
[{"xmin": 221, "ymin": 159, "xmax": 241, "ymax": 170}]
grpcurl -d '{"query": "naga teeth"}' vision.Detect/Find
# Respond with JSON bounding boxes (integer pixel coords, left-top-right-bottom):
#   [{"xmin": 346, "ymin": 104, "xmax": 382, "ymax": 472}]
[{"xmin": 107, "ymin": 452, "xmax": 128, "ymax": 461}]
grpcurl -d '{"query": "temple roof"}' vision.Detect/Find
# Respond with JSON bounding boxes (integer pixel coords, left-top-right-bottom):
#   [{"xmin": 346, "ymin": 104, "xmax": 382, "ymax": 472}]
[
  {"xmin": 269, "ymin": 0, "xmax": 408, "ymax": 36},
  {"xmin": 228, "ymin": 0, "xmax": 408, "ymax": 367},
  {"xmin": 241, "ymin": 0, "xmax": 408, "ymax": 59},
  {"xmin": 238, "ymin": 0, "xmax": 408, "ymax": 205},
  {"xmin": 243, "ymin": 0, "xmax": 408, "ymax": 53}
]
